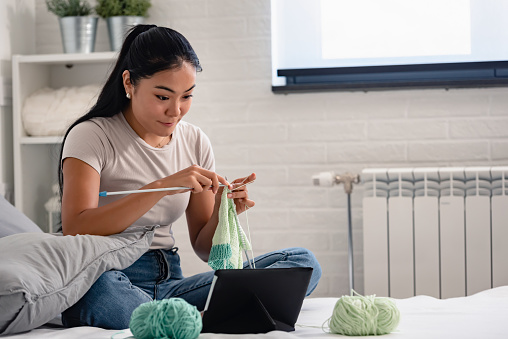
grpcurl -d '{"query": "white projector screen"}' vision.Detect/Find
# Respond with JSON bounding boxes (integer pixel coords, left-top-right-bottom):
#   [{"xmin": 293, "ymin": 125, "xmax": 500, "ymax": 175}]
[{"xmin": 271, "ymin": 0, "xmax": 508, "ymax": 91}]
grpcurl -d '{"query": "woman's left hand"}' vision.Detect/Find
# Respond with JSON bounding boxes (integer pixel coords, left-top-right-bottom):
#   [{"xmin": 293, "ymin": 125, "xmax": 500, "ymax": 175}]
[{"xmin": 228, "ymin": 173, "xmax": 256, "ymax": 214}]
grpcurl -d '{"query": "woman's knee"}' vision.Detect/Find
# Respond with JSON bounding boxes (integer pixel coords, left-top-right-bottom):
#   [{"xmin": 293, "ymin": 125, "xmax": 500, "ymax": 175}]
[
  {"xmin": 285, "ymin": 247, "xmax": 322, "ymax": 295},
  {"xmin": 305, "ymin": 249, "xmax": 322, "ymax": 295},
  {"xmin": 62, "ymin": 270, "xmax": 151, "ymax": 329},
  {"xmin": 286, "ymin": 247, "xmax": 321, "ymax": 270}
]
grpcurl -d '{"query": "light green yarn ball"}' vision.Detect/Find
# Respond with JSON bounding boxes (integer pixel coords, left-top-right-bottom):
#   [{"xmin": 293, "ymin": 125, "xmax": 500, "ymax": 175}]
[
  {"xmin": 328, "ymin": 293, "xmax": 400, "ymax": 336},
  {"xmin": 129, "ymin": 298, "xmax": 202, "ymax": 339}
]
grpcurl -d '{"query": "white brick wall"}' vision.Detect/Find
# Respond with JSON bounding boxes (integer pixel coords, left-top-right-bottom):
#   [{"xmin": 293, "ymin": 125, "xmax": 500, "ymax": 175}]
[{"xmin": 34, "ymin": 0, "xmax": 508, "ymax": 297}]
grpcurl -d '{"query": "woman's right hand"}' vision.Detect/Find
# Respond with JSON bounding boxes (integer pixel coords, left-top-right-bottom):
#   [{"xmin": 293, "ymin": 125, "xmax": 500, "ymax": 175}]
[{"xmin": 158, "ymin": 165, "xmax": 231, "ymax": 195}]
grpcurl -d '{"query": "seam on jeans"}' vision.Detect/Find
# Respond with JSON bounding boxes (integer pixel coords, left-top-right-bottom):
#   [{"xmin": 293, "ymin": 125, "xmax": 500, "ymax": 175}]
[
  {"xmin": 254, "ymin": 251, "xmax": 287, "ymax": 262},
  {"xmin": 243, "ymin": 251, "xmax": 287, "ymax": 268},
  {"xmin": 132, "ymin": 282, "xmax": 154, "ymax": 302},
  {"xmin": 170, "ymin": 279, "xmax": 213, "ymax": 298},
  {"xmin": 113, "ymin": 271, "xmax": 153, "ymax": 301},
  {"xmin": 162, "ymin": 249, "xmax": 183, "ymax": 281},
  {"xmin": 155, "ymin": 250, "xmax": 168, "ymax": 283}
]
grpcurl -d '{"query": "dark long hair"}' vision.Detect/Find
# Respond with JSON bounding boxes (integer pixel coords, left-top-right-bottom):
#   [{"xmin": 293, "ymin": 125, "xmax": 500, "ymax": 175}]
[{"xmin": 58, "ymin": 25, "xmax": 202, "ymax": 198}]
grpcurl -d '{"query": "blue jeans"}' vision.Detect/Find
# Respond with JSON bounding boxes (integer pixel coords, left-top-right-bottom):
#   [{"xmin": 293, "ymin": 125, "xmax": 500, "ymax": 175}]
[{"xmin": 62, "ymin": 247, "xmax": 322, "ymax": 330}]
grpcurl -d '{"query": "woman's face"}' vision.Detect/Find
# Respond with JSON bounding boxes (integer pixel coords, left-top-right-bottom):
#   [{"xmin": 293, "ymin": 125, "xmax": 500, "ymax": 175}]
[{"xmin": 122, "ymin": 61, "xmax": 196, "ymax": 146}]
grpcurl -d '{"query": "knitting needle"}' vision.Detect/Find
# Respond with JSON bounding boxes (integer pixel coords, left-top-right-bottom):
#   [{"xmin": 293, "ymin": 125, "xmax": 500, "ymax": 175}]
[
  {"xmin": 99, "ymin": 185, "xmax": 226, "ymax": 197},
  {"xmin": 99, "ymin": 180, "xmax": 255, "ymax": 197},
  {"xmin": 231, "ymin": 180, "xmax": 255, "ymax": 191}
]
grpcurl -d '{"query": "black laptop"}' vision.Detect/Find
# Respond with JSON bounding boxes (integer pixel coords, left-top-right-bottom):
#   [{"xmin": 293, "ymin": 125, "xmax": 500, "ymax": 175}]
[{"xmin": 201, "ymin": 267, "xmax": 313, "ymax": 334}]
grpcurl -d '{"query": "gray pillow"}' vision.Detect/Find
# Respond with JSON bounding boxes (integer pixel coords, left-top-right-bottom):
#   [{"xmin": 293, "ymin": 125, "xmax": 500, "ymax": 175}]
[
  {"xmin": 0, "ymin": 226, "xmax": 156, "ymax": 335},
  {"xmin": 0, "ymin": 195, "xmax": 42, "ymax": 237}
]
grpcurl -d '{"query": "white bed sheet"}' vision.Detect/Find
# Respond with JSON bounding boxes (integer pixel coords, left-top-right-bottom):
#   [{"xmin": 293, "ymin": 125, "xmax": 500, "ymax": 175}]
[{"xmin": 3, "ymin": 286, "xmax": 508, "ymax": 339}]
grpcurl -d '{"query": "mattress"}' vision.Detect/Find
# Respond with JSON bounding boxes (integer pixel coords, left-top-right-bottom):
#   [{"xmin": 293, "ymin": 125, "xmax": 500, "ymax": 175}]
[{"xmin": 3, "ymin": 286, "xmax": 508, "ymax": 338}]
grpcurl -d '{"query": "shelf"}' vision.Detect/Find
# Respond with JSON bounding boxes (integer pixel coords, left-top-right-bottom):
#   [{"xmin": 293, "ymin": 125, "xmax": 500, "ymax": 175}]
[
  {"xmin": 13, "ymin": 52, "xmax": 113, "ymax": 232},
  {"xmin": 14, "ymin": 52, "xmax": 117, "ymax": 65}
]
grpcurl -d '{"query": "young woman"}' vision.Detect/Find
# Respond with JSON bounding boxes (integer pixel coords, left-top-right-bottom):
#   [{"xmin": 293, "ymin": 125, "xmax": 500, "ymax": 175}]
[{"xmin": 59, "ymin": 24, "xmax": 321, "ymax": 329}]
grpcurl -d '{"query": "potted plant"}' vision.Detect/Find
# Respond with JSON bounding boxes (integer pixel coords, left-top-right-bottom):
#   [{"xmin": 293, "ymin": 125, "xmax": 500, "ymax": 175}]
[
  {"xmin": 95, "ymin": 0, "xmax": 152, "ymax": 51},
  {"xmin": 46, "ymin": 0, "xmax": 98, "ymax": 54}
]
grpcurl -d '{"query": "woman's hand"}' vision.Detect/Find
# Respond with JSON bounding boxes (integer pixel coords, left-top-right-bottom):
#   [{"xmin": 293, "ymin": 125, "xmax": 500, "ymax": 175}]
[
  {"xmin": 186, "ymin": 172, "xmax": 255, "ymax": 261},
  {"xmin": 159, "ymin": 165, "xmax": 231, "ymax": 195},
  {"xmin": 228, "ymin": 173, "xmax": 256, "ymax": 214}
]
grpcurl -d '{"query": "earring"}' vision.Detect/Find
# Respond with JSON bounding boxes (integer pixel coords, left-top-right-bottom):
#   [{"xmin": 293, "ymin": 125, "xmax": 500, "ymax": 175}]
[{"xmin": 126, "ymin": 93, "xmax": 131, "ymax": 99}]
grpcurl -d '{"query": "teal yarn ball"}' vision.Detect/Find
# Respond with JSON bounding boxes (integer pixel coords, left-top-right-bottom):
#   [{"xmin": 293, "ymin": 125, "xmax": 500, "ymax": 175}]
[
  {"xmin": 129, "ymin": 298, "xmax": 202, "ymax": 339},
  {"xmin": 328, "ymin": 293, "xmax": 400, "ymax": 336}
]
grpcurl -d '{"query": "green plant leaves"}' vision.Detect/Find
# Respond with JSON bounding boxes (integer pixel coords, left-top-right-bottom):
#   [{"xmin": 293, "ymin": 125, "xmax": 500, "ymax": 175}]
[
  {"xmin": 45, "ymin": 0, "xmax": 93, "ymax": 17},
  {"xmin": 95, "ymin": 0, "xmax": 151, "ymax": 18}
]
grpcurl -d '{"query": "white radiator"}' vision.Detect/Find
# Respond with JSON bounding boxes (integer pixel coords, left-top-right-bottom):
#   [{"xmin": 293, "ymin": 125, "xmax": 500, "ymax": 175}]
[{"xmin": 362, "ymin": 167, "xmax": 508, "ymax": 299}]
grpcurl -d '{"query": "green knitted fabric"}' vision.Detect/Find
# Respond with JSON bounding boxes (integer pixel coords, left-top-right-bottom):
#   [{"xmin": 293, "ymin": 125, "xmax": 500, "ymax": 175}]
[{"xmin": 208, "ymin": 189, "xmax": 251, "ymax": 270}]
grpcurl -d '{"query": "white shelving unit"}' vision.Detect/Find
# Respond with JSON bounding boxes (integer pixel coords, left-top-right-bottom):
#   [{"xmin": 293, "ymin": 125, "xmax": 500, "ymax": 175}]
[{"xmin": 12, "ymin": 52, "xmax": 116, "ymax": 231}]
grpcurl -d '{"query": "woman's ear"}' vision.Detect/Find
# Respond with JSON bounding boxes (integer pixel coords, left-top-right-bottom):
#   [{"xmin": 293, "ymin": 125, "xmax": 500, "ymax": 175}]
[{"xmin": 122, "ymin": 70, "xmax": 133, "ymax": 96}]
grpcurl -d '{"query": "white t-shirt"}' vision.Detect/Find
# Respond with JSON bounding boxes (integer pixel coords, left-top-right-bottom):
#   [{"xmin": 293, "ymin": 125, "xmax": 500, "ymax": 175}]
[{"xmin": 62, "ymin": 113, "xmax": 215, "ymax": 249}]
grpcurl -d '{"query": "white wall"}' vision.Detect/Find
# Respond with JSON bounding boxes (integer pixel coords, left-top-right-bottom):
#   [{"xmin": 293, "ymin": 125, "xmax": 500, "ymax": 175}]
[
  {"xmin": 0, "ymin": 0, "xmax": 35, "ymax": 200},
  {"xmin": 33, "ymin": 0, "xmax": 508, "ymax": 297}
]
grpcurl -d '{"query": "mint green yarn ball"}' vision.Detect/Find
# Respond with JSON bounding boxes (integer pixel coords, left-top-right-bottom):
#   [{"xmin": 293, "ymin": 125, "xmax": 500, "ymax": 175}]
[
  {"xmin": 328, "ymin": 294, "xmax": 400, "ymax": 336},
  {"xmin": 129, "ymin": 298, "xmax": 202, "ymax": 339}
]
